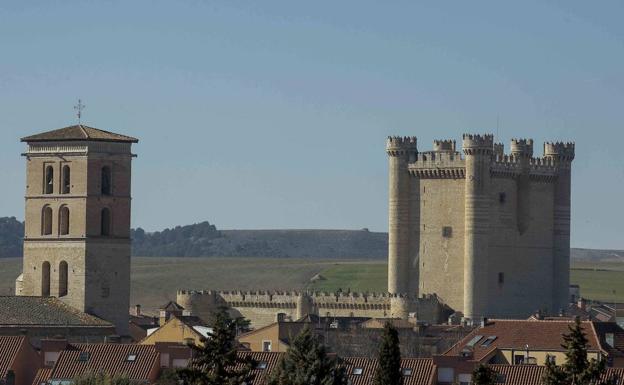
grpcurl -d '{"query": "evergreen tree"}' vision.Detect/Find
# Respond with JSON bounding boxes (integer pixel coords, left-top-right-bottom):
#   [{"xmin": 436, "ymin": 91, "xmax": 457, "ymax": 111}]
[
  {"xmin": 542, "ymin": 318, "xmax": 610, "ymax": 385},
  {"xmin": 472, "ymin": 364, "xmax": 497, "ymax": 385},
  {"xmin": 373, "ymin": 322, "xmax": 402, "ymax": 385},
  {"xmin": 267, "ymin": 326, "xmax": 347, "ymax": 385},
  {"xmin": 73, "ymin": 372, "xmax": 138, "ymax": 385},
  {"xmin": 178, "ymin": 307, "xmax": 255, "ymax": 385}
]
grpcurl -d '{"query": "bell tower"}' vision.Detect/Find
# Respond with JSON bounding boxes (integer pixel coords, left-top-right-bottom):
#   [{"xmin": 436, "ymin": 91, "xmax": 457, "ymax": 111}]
[{"xmin": 16, "ymin": 125, "xmax": 138, "ymax": 335}]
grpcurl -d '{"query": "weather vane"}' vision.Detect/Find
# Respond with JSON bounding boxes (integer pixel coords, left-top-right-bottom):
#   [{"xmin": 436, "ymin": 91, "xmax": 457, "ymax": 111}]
[{"xmin": 74, "ymin": 99, "xmax": 85, "ymax": 124}]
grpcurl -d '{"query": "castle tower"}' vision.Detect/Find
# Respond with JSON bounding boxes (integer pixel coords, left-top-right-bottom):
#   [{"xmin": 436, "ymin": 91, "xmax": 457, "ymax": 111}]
[
  {"xmin": 17, "ymin": 125, "xmax": 138, "ymax": 335},
  {"xmin": 462, "ymin": 134, "xmax": 493, "ymax": 321},
  {"xmin": 544, "ymin": 142, "xmax": 575, "ymax": 312},
  {"xmin": 386, "ymin": 137, "xmax": 418, "ymax": 318},
  {"xmin": 510, "ymin": 139, "xmax": 533, "ymax": 234}
]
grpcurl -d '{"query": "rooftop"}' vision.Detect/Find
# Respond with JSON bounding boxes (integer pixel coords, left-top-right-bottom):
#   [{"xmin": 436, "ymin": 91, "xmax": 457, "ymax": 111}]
[
  {"xmin": 50, "ymin": 343, "xmax": 158, "ymax": 380},
  {"xmin": 0, "ymin": 336, "xmax": 27, "ymax": 379},
  {"xmin": 21, "ymin": 125, "xmax": 138, "ymax": 143},
  {"xmin": 0, "ymin": 296, "xmax": 112, "ymax": 327},
  {"xmin": 444, "ymin": 319, "xmax": 611, "ymax": 361}
]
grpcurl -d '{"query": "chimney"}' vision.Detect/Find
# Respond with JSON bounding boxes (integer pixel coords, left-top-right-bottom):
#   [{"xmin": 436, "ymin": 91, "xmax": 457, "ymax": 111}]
[
  {"xmin": 481, "ymin": 317, "xmax": 488, "ymax": 327},
  {"xmin": 135, "ymin": 304, "xmax": 141, "ymax": 317},
  {"xmin": 578, "ymin": 298, "xmax": 586, "ymax": 311}
]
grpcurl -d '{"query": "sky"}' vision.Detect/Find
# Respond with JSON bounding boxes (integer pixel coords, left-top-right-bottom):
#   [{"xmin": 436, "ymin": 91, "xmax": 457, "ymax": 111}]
[{"xmin": 0, "ymin": 1, "xmax": 623, "ymax": 249}]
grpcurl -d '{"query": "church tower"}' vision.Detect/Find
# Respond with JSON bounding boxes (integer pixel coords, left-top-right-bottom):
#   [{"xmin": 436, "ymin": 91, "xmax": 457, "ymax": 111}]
[{"xmin": 16, "ymin": 125, "xmax": 138, "ymax": 335}]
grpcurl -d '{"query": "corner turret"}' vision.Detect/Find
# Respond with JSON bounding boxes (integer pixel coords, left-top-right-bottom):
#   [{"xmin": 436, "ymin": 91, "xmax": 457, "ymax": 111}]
[
  {"xmin": 544, "ymin": 142, "xmax": 575, "ymax": 162},
  {"xmin": 386, "ymin": 136, "xmax": 418, "ymax": 157},
  {"xmin": 462, "ymin": 134, "xmax": 494, "ymax": 154}
]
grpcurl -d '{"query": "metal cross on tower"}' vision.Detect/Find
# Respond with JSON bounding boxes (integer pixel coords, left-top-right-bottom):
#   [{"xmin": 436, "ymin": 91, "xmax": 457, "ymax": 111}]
[{"xmin": 74, "ymin": 99, "xmax": 85, "ymax": 124}]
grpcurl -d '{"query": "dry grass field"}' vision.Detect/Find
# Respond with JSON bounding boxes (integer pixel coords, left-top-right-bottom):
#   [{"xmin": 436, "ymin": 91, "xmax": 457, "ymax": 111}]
[{"xmin": 0, "ymin": 257, "xmax": 621, "ymax": 316}]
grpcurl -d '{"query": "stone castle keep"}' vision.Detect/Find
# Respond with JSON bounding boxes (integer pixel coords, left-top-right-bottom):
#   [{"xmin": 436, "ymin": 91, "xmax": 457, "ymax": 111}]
[
  {"xmin": 387, "ymin": 134, "xmax": 574, "ymax": 321},
  {"xmin": 15, "ymin": 126, "xmax": 138, "ymax": 335},
  {"xmin": 179, "ymin": 133, "xmax": 574, "ymax": 327}
]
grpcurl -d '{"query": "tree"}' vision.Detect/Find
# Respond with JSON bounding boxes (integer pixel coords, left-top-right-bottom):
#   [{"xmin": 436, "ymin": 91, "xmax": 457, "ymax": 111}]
[
  {"xmin": 267, "ymin": 326, "xmax": 347, "ymax": 385},
  {"xmin": 73, "ymin": 372, "xmax": 138, "ymax": 385},
  {"xmin": 472, "ymin": 364, "xmax": 497, "ymax": 385},
  {"xmin": 178, "ymin": 307, "xmax": 255, "ymax": 385},
  {"xmin": 542, "ymin": 318, "xmax": 611, "ymax": 385},
  {"xmin": 373, "ymin": 322, "xmax": 402, "ymax": 385}
]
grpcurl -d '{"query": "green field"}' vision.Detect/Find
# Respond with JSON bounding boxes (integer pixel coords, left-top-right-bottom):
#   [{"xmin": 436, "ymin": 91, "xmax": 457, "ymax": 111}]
[
  {"xmin": 305, "ymin": 261, "xmax": 387, "ymax": 293},
  {"xmin": 0, "ymin": 257, "xmax": 621, "ymax": 316}
]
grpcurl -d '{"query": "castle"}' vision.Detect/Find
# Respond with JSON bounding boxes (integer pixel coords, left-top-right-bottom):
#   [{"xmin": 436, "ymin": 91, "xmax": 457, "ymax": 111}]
[
  {"xmin": 15, "ymin": 125, "xmax": 138, "ymax": 335},
  {"xmin": 386, "ymin": 134, "xmax": 574, "ymax": 321},
  {"xmin": 178, "ymin": 133, "xmax": 575, "ymax": 327}
]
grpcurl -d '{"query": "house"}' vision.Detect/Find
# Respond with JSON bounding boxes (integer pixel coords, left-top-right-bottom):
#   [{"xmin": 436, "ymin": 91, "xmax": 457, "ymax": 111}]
[
  {"xmin": 238, "ymin": 321, "xmax": 308, "ymax": 352},
  {"xmin": 442, "ymin": 319, "xmax": 624, "ymax": 366},
  {"xmin": 141, "ymin": 315, "xmax": 212, "ymax": 347},
  {"xmin": 432, "ymin": 319, "xmax": 624, "ymax": 384},
  {"xmin": 0, "ymin": 336, "xmax": 41, "ymax": 385},
  {"xmin": 0, "ymin": 296, "xmax": 115, "ymax": 348}
]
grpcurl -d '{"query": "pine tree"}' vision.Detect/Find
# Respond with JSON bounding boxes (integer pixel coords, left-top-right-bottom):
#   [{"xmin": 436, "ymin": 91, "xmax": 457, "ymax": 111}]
[
  {"xmin": 472, "ymin": 364, "xmax": 497, "ymax": 385},
  {"xmin": 542, "ymin": 318, "xmax": 610, "ymax": 385},
  {"xmin": 178, "ymin": 307, "xmax": 255, "ymax": 385},
  {"xmin": 373, "ymin": 322, "xmax": 402, "ymax": 385},
  {"xmin": 267, "ymin": 326, "xmax": 347, "ymax": 385}
]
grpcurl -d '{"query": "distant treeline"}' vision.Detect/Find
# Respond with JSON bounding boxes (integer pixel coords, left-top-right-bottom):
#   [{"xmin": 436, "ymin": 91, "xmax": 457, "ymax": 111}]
[
  {"xmin": 0, "ymin": 216, "xmax": 621, "ymax": 260},
  {"xmin": 0, "ymin": 217, "xmax": 23, "ymax": 258}
]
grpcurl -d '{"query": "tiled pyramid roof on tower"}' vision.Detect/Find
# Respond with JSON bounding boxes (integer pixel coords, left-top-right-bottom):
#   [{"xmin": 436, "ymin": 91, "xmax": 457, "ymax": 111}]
[{"xmin": 21, "ymin": 124, "xmax": 138, "ymax": 143}]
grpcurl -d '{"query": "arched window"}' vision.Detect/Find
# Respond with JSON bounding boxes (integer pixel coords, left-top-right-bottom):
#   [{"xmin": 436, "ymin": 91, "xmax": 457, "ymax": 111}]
[
  {"xmin": 44, "ymin": 166, "xmax": 54, "ymax": 194},
  {"xmin": 58, "ymin": 261, "xmax": 68, "ymax": 297},
  {"xmin": 59, "ymin": 206, "xmax": 70, "ymax": 235},
  {"xmin": 42, "ymin": 206, "xmax": 53, "ymax": 235},
  {"xmin": 41, "ymin": 261, "xmax": 50, "ymax": 296},
  {"xmin": 101, "ymin": 166, "xmax": 112, "ymax": 195},
  {"xmin": 101, "ymin": 208, "xmax": 111, "ymax": 236},
  {"xmin": 62, "ymin": 165, "xmax": 71, "ymax": 194}
]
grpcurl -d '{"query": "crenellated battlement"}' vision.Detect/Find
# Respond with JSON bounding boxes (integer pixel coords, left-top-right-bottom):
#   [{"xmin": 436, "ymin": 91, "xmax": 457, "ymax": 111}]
[
  {"xmin": 433, "ymin": 139, "xmax": 456, "ymax": 152},
  {"xmin": 493, "ymin": 143, "xmax": 504, "ymax": 157},
  {"xmin": 510, "ymin": 138, "xmax": 534, "ymax": 157},
  {"xmin": 544, "ymin": 141, "xmax": 575, "ymax": 160},
  {"xmin": 462, "ymin": 133, "xmax": 494, "ymax": 154},
  {"xmin": 386, "ymin": 136, "xmax": 418, "ymax": 156}
]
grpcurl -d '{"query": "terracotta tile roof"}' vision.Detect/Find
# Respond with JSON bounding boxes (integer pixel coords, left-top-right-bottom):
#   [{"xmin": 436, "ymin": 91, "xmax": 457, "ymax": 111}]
[
  {"xmin": 31, "ymin": 368, "xmax": 52, "ymax": 385},
  {"xmin": 445, "ymin": 320, "xmax": 603, "ymax": 361},
  {"xmin": 0, "ymin": 296, "xmax": 112, "ymax": 327},
  {"xmin": 591, "ymin": 322, "xmax": 624, "ymax": 357},
  {"xmin": 236, "ymin": 352, "xmax": 284, "ymax": 384},
  {"xmin": 343, "ymin": 357, "xmax": 435, "ymax": 385},
  {"xmin": 50, "ymin": 343, "xmax": 158, "ymax": 381},
  {"xmin": 488, "ymin": 365, "xmax": 624, "ymax": 385},
  {"xmin": 21, "ymin": 125, "xmax": 138, "ymax": 143},
  {"xmin": 489, "ymin": 364, "xmax": 546, "ymax": 385},
  {"xmin": 0, "ymin": 336, "xmax": 26, "ymax": 379}
]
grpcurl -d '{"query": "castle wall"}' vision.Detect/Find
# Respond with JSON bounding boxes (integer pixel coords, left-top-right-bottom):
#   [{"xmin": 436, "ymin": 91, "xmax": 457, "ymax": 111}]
[
  {"xmin": 418, "ymin": 178, "xmax": 465, "ymax": 312},
  {"xmin": 485, "ymin": 177, "xmax": 555, "ymax": 317}
]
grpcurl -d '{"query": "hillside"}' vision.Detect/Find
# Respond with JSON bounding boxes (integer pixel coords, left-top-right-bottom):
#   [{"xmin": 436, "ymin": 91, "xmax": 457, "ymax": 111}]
[{"xmin": 0, "ymin": 217, "xmax": 621, "ymax": 260}]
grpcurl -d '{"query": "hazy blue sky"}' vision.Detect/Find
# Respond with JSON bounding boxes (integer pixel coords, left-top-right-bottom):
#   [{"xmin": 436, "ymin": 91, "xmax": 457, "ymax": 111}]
[{"xmin": 0, "ymin": 1, "xmax": 623, "ymax": 249}]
